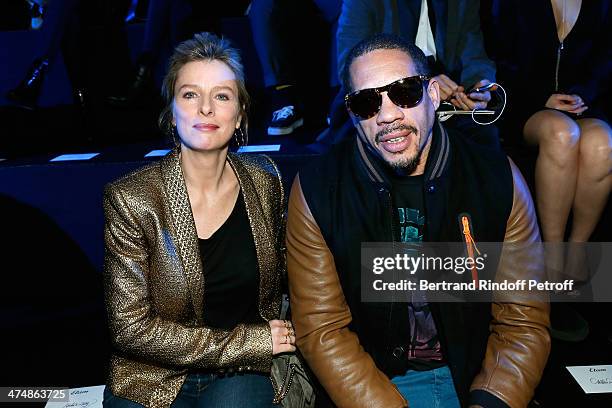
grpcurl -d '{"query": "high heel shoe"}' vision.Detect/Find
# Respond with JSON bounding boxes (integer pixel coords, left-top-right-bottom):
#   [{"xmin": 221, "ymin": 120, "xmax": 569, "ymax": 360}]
[
  {"xmin": 106, "ymin": 63, "xmax": 154, "ymax": 108},
  {"xmin": 7, "ymin": 58, "xmax": 49, "ymax": 110}
]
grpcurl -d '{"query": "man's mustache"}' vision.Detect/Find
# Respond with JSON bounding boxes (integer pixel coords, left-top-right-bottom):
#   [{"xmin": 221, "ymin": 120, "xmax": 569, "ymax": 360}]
[{"xmin": 375, "ymin": 124, "xmax": 417, "ymax": 143}]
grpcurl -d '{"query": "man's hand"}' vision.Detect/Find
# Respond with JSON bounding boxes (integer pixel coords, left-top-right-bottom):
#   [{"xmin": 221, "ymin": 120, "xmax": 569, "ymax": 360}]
[
  {"xmin": 451, "ymin": 79, "xmax": 493, "ymax": 110},
  {"xmin": 545, "ymin": 93, "xmax": 588, "ymax": 114},
  {"xmin": 433, "ymin": 74, "xmax": 461, "ymax": 100}
]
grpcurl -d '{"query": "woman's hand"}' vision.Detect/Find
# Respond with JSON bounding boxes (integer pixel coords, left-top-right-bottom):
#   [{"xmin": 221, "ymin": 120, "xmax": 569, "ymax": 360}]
[
  {"xmin": 269, "ymin": 319, "xmax": 296, "ymax": 355},
  {"xmin": 545, "ymin": 94, "xmax": 589, "ymax": 114}
]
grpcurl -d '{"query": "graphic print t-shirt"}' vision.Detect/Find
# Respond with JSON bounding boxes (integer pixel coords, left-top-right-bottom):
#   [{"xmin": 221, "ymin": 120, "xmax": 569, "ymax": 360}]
[{"xmin": 391, "ymin": 174, "xmax": 444, "ymax": 370}]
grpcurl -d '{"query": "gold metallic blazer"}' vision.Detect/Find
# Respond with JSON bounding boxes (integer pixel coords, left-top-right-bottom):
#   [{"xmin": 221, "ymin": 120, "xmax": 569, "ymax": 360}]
[{"xmin": 103, "ymin": 149, "xmax": 284, "ymax": 407}]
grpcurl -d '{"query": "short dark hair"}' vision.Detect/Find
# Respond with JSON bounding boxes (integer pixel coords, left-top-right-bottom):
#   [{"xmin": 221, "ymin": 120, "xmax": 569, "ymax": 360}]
[
  {"xmin": 341, "ymin": 33, "xmax": 432, "ymax": 92},
  {"xmin": 159, "ymin": 32, "xmax": 250, "ymax": 141}
]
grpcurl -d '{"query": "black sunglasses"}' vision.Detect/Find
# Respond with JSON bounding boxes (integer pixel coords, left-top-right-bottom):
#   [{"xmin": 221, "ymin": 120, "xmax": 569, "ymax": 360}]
[{"xmin": 345, "ymin": 75, "xmax": 430, "ymax": 120}]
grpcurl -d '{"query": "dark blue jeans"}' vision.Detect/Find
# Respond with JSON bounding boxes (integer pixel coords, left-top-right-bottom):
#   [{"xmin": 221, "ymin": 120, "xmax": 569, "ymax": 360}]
[{"xmin": 103, "ymin": 372, "xmax": 275, "ymax": 407}]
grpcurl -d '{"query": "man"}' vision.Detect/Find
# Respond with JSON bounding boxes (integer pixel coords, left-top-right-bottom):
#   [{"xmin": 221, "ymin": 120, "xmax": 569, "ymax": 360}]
[
  {"xmin": 249, "ymin": 0, "xmax": 341, "ymax": 136},
  {"xmin": 287, "ymin": 34, "xmax": 550, "ymax": 408},
  {"xmin": 319, "ymin": 0, "xmax": 499, "ymax": 149}
]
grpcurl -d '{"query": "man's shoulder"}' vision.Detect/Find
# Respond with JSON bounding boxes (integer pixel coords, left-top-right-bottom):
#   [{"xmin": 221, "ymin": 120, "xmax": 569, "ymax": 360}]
[
  {"xmin": 447, "ymin": 128, "xmax": 510, "ymax": 170},
  {"xmin": 445, "ymin": 128, "xmax": 515, "ymax": 218},
  {"xmin": 299, "ymin": 139, "xmax": 355, "ymax": 184}
]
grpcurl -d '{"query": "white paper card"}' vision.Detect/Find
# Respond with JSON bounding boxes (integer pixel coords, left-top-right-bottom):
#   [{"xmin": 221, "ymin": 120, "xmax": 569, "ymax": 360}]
[
  {"xmin": 50, "ymin": 153, "xmax": 99, "ymax": 162},
  {"xmin": 145, "ymin": 149, "xmax": 171, "ymax": 157},
  {"xmin": 45, "ymin": 385, "xmax": 104, "ymax": 407},
  {"xmin": 238, "ymin": 144, "xmax": 281, "ymax": 153},
  {"xmin": 567, "ymin": 365, "xmax": 612, "ymax": 394}
]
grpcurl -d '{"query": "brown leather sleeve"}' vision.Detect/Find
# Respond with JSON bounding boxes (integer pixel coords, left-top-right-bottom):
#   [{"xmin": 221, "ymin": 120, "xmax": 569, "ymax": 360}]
[
  {"xmin": 470, "ymin": 159, "xmax": 551, "ymax": 408},
  {"xmin": 286, "ymin": 175, "xmax": 407, "ymax": 408}
]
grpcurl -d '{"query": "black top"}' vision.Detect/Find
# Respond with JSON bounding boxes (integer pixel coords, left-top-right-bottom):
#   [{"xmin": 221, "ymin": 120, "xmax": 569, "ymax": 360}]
[
  {"xmin": 390, "ymin": 173, "xmax": 426, "ymax": 243},
  {"xmin": 390, "ymin": 173, "xmax": 445, "ymax": 371},
  {"xmin": 489, "ymin": 0, "xmax": 611, "ymax": 123},
  {"xmin": 198, "ymin": 190, "xmax": 260, "ymax": 330}
]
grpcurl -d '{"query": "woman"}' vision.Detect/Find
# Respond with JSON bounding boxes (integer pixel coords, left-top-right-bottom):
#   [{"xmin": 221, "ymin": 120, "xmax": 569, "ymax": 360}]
[
  {"xmin": 490, "ymin": 0, "xmax": 611, "ymax": 272},
  {"xmin": 488, "ymin": 0, "xmax": 611, "ymax": 342},
  {"xmin": 102, "ymin": 32, "xmax": 295, "ymax": 407}
]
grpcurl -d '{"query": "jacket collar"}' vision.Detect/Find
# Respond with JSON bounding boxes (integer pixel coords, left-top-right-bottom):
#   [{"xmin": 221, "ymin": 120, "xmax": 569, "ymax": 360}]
[
  {"xmin": 159, "ymin": 148, "xmax": 276, "ymax": 323},
  {"xmin": 355, "ymin": 119, "xmax": 451, "ymax": 186}
]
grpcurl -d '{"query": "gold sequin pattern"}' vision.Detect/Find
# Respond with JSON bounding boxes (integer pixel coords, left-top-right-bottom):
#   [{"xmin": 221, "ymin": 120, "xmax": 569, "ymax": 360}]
[{"xmin": 103, "ymin": 148, "xmax": 284, "ymax": 407}]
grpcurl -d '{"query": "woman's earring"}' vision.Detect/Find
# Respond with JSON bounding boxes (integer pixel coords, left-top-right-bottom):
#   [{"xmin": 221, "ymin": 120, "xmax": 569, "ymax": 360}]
[
  {"xmin": 234, "ymin": 127, "xmax": 247, "ymax": 147},
  {"xmin": 172, "ymin": 125, "xmax": 180, "ymax": 146}
]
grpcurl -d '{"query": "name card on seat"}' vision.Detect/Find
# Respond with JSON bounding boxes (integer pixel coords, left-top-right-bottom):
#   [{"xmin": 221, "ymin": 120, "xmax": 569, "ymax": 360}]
[{"xmin": 567, "ymin": 365, "xmax": 612, "ymax": 394}]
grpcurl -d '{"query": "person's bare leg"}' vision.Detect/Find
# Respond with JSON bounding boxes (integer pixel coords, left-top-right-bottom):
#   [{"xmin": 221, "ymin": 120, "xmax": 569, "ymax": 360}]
[
  {"xmin": 570, "ymin": 119, "xmax": 612, "ymax": 242},
  {"xmin": 524, "ymin": 110, "xmax": 581, "ymax": 281},
  {"xmin": 563, "ymin": 119, "xmax": 611, "ymax": 283},
  {"xmin": 524, "ymin": 109, "xmax": 581, "ymax": 242}
]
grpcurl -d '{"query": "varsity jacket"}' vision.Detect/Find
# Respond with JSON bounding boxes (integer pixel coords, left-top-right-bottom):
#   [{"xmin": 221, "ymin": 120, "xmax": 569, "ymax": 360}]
[{"xmin": 287, "ymin": 121, "xmax": 550, "ymax": 408}]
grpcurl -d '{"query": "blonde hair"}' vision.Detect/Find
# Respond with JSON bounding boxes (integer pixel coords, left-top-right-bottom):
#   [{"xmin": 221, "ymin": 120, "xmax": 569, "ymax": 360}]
[{"xmin": 158, "ymin": 32, "xmax": 250, "ymax": 142}]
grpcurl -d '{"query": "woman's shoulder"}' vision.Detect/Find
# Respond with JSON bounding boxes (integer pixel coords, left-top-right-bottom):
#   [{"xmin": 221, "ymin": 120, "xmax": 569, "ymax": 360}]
[
  {"xmin": 104, "ymin": 160, "xmax": 163, "ymax": 200},
  {"xmin": 230, "ymin": 153, "xmax": 282, "ymax": 181},
  {"xmin": 230, "ymin": 153, "xmax": 285, "ymax": 210}
]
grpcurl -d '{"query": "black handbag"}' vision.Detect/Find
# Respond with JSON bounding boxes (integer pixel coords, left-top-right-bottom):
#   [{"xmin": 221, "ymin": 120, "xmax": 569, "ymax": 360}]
[
  {"xmin": 270, "ymin": 351, "xmax": 315, "ymax": 407},
  {"xmin": 270, "ymin": 294, "xmax": 316, "ymax": 407}
]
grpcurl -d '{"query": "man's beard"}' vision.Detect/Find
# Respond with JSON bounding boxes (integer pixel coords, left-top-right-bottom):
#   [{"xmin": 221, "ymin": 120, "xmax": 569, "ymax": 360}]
[
  {"xmin": 388, "ymin": 146, "xmax": 423, "ymax": 174},
  {"xmin": 375, "ymin": 124, "xmax": 422, "ymax": 175}
]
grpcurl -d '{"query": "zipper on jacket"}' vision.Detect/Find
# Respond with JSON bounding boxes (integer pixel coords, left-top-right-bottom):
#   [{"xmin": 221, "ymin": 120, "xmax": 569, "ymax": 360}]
[
  {"xmin": 460, "ymin": 215, "xmax": 481, "ymax": 288},
  {"xmin": 381, "ymin": 187, "xmax": 396, "ymax": 356},
  {"xmin": 555, "ymin": 41, "xmax": 564, "ymax": 92},
  {"xmin": 385, "ymin": 189, "xmax": 398, "ymax": 243}
]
